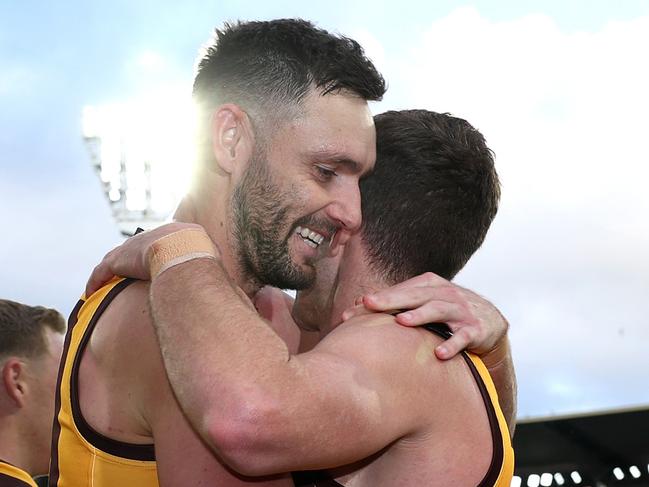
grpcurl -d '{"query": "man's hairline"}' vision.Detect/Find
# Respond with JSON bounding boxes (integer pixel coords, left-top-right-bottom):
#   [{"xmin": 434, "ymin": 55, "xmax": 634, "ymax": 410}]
[
  {"xmin": 235, "ymin": 87, "xmax": 375, "ymax": 169},
  {"xmin": 0, "ymin": 318, "xmax": 65, "ymax": 363}
]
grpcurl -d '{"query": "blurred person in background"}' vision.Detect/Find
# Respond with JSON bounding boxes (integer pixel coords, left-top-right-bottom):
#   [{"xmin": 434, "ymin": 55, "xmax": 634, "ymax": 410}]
[{"xmin": 0, "ymin": 299, "xmax": 65, "ymax": 487}]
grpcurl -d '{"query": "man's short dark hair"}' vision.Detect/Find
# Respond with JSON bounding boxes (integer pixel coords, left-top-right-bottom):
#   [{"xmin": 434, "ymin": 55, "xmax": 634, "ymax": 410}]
[
  {"xmin": 0, "ymin": 299, "xmax": 66, "ymax": 359},
  {"xmin": 192, "ymin": 18, "xmax": 386, "ymax": 156},
  {"xmin": 360, "ymin": 110, "xmax": 500, "ymax": 283}
]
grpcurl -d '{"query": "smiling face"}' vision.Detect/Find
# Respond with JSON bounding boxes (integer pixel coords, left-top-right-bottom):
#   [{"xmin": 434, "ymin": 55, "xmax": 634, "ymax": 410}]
[{"xmin": 232, "ymin": 90, "xmax": 376, "ymax": 290}]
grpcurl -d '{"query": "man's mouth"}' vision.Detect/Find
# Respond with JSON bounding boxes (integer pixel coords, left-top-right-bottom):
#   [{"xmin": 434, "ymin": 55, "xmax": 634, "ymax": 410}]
[{"xmin": 294, "ymin": 226, "xmax": 327, "ymax": 249}]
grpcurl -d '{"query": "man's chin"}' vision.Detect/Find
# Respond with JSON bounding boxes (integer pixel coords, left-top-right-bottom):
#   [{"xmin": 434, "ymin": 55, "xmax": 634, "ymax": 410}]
[
  {"xmin": 285, "ymin": 263, "xmax": 315, "ymax": 291},
  {"xmin": 259, "ymin": 260, "xmax": 314, "ymax": 291}
]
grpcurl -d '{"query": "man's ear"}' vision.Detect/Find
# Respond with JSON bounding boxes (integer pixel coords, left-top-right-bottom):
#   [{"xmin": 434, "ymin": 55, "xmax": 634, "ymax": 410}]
[
  {"xmin": 210, "ymin": 104, "xmax": 255, "ymax": 175},
  {"xmin": 2, "ymin": 358, "xmax": 27, "ymax": 408}
]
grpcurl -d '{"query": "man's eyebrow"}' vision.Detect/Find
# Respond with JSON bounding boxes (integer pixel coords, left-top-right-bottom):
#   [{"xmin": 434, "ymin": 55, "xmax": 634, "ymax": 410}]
[{"xmin": 307, "ymin": 151, "xmax": 367, "ymax": 175}]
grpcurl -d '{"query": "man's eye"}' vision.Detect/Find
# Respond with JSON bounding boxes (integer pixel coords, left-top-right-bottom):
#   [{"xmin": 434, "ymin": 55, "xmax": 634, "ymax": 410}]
[{"xmin": 315, "ymin": 165, "xmax": 337, "ymax": 181}]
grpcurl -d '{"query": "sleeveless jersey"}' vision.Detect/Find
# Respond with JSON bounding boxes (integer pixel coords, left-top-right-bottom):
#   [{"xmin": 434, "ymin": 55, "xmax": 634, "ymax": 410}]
[
  {"xmin": 0, "ymin": 460, "xmax": 37, "ymax": 487},
  {"xmin": 49, "ymin": 278, "xmax": 158, "ymax": 487},
  {"xmin": 292, "ymin": 324, "xmax": 515, "ymax": 487}
]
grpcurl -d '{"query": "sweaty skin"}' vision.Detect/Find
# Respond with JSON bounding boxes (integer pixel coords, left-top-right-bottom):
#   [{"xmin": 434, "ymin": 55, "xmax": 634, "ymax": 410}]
[
  {"xmin": 85, "ymin": 223, "xmax": 517, "ymax": 436},
  {"xmin": 144, "ymin": 256, "xmax": 511, "ymax": 485},
  {"xmin": 82, "ymin": 218, "xmax": 516, "ymax": 485},
  {"xmin": 415, "ymin": 340, "xmax": 435, "ymax": 365}
]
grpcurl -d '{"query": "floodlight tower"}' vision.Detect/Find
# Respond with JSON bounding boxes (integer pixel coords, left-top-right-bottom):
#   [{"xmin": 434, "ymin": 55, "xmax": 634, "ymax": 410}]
[{"xmin": 81, "ymin": 100, "xmax": 192, "ymax": 236}]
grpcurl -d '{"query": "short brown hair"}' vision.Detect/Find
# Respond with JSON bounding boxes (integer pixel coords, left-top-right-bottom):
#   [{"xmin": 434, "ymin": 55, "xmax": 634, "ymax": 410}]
[
  {"xmin": 361, "ymin": 110, "xmax": 500, "ymax": 283},
  {"xmin": 0, "ymin": 299, "xmax": 66, "ymax": 359}
]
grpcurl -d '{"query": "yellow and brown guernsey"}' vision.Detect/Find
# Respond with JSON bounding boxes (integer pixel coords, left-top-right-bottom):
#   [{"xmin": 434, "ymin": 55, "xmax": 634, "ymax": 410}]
[
  {"xmin": 0, "ymin": 460, "xmax": 38, "ymax": 487},
  {"xmin": 423, "ymin": 324, "xmax": 514, "ymax": 486},
  {"xmin": 49, "ymin": 278, "xmax": 158, "ymax": 487},
  {"xmin": 458, "ymin": 342, "xmax": 515, "ymax": 486}
]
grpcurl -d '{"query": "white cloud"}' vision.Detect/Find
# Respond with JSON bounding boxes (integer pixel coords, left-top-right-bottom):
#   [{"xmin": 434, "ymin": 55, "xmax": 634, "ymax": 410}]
[
  {"xmin": 388, "ymin": 7, "xmax": 649, "ymax": 210},
  {"xmin": 376, "ymin": 7, "xmax": 649, "ymax": 416}
]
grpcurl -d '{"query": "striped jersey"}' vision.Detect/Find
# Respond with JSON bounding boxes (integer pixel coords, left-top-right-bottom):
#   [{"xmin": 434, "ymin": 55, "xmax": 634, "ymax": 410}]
[
  {"xmin": 0, "ymin": 460, "xmax": 37, "ymax": 487},
  {"xmin": 49, "ymin": 278, "xmax": 158, "ymax": 487}
]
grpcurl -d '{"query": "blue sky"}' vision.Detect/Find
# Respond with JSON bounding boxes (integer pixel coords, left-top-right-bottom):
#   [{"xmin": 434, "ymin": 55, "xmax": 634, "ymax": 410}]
[{"xmin": 2, "ymin": 1, "xmax": 648, "ymax": 418}]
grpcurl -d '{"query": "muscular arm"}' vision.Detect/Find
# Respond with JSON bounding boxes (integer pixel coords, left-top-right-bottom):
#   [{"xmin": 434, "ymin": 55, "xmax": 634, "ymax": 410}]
[
  {"xmin": 149, "ymin": 259, "xmax": 440, "ymax": 475},
  {"xmin": 95, "ymin": 281, "xmax": 290, "ymax": 486},
  {"xmin": 85, "ymin": 223, "xmax": 517, "ymax": 445}
]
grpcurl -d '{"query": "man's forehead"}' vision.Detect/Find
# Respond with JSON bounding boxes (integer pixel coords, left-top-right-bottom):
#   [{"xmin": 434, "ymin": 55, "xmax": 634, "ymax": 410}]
[{"xmin": 276, "ymin": 94, "xmax": 375, "ymax": 165}]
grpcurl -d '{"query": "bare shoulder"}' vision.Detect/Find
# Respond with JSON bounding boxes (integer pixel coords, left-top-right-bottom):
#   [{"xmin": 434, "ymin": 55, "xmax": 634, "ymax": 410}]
[
  {"xmin": 91, "ymin": 280, "xmax": 162, "ymax": 370},
  {"xmin": 317, "ymin": 314, "xmax": 489, "ymax": 421},
  {"xmin": 318, "ymin": 314, "xmax": 448, "ymax": 374},
  {"xmin": 313, "ymin": 316, "xmax": 456, "ymax": 403},
  {"xmin": 321, "ymin": 314, "xmax": 495, "ymax": 483},
  {"xmin": 80, "ymin": 279, "xmax": 169, "ymax": 440}
]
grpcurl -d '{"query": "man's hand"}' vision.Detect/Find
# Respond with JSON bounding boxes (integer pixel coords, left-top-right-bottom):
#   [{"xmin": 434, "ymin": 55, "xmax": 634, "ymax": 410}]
[
  {"xmin": 85, "ymin": 222, "xmax": 204, "ymax": 297},
  {"xmin": 341, "ymin": 272, "xmax": 508, "ymax": 361}
]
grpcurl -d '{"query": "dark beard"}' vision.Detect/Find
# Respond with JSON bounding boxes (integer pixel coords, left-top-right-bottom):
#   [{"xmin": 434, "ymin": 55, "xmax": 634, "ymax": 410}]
[{"xmin": 232, "ymin": 151, "xmax": 314, "ymax": 290}]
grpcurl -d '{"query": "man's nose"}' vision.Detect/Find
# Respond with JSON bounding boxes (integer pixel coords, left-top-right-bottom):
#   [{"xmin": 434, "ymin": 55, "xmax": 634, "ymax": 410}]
[{"xmin": 325, "ymin": 182, "xmax": 362, "ymax": 232}]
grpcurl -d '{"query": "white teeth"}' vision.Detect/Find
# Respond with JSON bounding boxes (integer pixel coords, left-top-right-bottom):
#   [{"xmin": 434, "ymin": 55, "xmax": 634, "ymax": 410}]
[{"xmin": 295, "ymin": 226, "xmax": 326, "ymax": 247}]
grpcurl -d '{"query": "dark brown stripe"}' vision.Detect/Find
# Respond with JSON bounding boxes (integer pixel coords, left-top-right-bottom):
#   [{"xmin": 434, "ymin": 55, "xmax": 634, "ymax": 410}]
[
  {"xmin": 32, "ymin": 476, "xmax": 47, "ymax": 487},
  {"xmin": 463, "ymin": 348, "xmax": 505, "ymax": 486},
  {"xmin": 69, "ymin": 278, "xmax": 155, "ymax": 461},
  {"xmin": 48, "ymin": 297, "xmax": 85, "ymax": 487},
  {"xmin": 424, "ymin": 324, "xmax": 505, "ymax": 487},
  {"xmin": 0, "ymin": 472, "xmax": 35, "ymax": 487}
]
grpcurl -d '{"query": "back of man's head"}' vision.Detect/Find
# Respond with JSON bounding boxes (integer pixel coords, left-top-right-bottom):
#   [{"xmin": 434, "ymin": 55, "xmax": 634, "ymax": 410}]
[
  {"xmin": 0, "ymin": 299, "xmax": 65, "ymax": 361},
  {"xmin": 360, "ymin": 110, "xmax": 500, "ymax": 284},
  {"xmin": 192, "ymin": 18, "xmax": 386, "ymax": 157}
]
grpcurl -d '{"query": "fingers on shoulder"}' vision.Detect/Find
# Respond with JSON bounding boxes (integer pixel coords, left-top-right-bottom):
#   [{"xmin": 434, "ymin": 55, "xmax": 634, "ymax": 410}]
[{"xmin": 396, "ymin": 300, "xmax": 460, "ymax": 326}]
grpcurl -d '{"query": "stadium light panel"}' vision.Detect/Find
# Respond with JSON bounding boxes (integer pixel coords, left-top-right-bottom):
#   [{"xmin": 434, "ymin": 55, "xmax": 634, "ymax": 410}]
[
  {"xmin": 540, "ymin": 473, "xmax": 552, "ymax": 486},
  {"xmin": 554, "ymin": 473, "xmax": 565, "ymax": 485},
  {"xmin": 629, "ymin": 465, "xmax": 641, "ymax": 478},
  {"xmin": 511, "ymin": 476, "xmax": 522, "ymax": 487},
  {"xmin": 613, "ymin": 467, "xmax": 624, "ymax": 480},
  {"xmin": 570, "ymin": 471, "xmax": 582, "ymax": 484},
  {"xmin": 527, "ymin": 474, "xmax": 541, "ymax": 487},
  {"xmin": 82, "ymin": 87, "xmax": 196, "ymax": 235}
]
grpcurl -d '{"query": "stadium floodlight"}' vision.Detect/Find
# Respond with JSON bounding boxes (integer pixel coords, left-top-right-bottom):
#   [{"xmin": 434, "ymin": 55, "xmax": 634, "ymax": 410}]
[
  {"xmin": 554, "ymin": 473, "xmax": 565, "ymax": 485},
  {"xmin": 613, "ymin": 467, "xmax": 625, "ymax": 480},
  {"xmin": 82, "ymin": 88, "xmax": 195, "ymax": 236},
  {"xmin": 629, "ymin": 465, "xmax": 641, "ymax": 479},
  {"xmin": 540, "ymin": 473, "xmax": 552, "ymax": 486},
  {"xmin": 570, "ymin": 471, "xmax": 582, "ymax": 484},
  {"xmin": 511, "ymin": 476, "xmax": 522, "ymax": 487},
  {"xmin": 527, "ymin": 474, "xmax": 541, "ymax": 487}
]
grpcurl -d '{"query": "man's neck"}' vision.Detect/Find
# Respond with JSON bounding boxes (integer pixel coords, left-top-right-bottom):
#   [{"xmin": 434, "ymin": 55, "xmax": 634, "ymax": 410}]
[
  {"xmin": 322, "ymin": 238, "xmax": 389, "ymax": 337},
  {"xmin": 0, "ymin": 422, "xmax": 37, "ymax": 475},
  {"xmin": 174, "ymin": 192, "xmax": 260, "ymax": 297}
]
